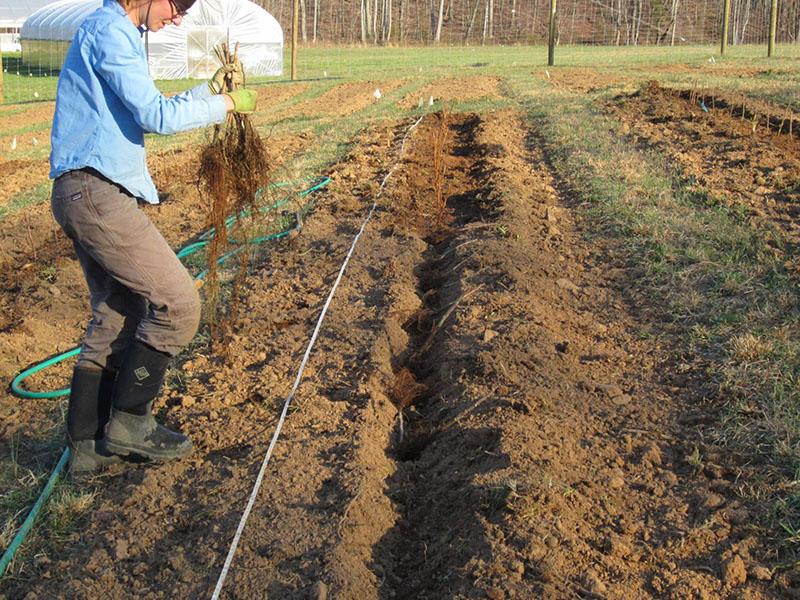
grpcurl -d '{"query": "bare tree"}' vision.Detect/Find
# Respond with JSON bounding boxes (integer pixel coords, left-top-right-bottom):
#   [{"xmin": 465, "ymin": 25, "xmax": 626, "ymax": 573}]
[
  {"xmin": 312, "ymin": 0, "xmax": 319, "ymax": 42},
  {"xmin": 434, "ymin": 0, "xmax": 446, "ymax": 40},
  {"xmin": 361, "ymin": 0, "xmax": 368, "ymax": 43},
  {"xmin": 670, "ymin": 0, "xmax": 679, "ymax": 45},
  {"xmin": 373, "ymin": 0, "xmax": 380, "ymax": 42},
  {"xmin": 299, "ymin": 0, "xmax": 307, "ymax": 42},
  {"xmin": 383, "ymin": 0, "xmax": 393, "ymax": 42},
  {"xmin": 482, "ymin": 0, "xmax": 489, "ymax": 41},
  {"xmin": 399, "ymin": 0, "xmax": 406, "ymax": 41},
  {"xmin": 465, "ymin": 0, "xmax": 481, "ymax": 40}
]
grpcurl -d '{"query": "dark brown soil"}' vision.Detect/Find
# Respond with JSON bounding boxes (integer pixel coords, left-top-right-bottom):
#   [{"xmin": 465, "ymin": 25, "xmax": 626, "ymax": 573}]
[
  {"xmin": 0, "ymin": 81, "xmax": 793, "ymax": 599},
  {"xmin": 611, "ymin": 81, "xmax": 800, "ymax": 256}
]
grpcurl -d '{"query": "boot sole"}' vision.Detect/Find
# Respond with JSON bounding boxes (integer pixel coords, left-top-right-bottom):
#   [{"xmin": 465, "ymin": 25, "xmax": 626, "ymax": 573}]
[
  {"xmin": 105, "ymin": 439, "xmax": 192, "ymax": 461},
  {"xmin": 68, "ymin": 458, "xmax": 123, "ymax": 476}
]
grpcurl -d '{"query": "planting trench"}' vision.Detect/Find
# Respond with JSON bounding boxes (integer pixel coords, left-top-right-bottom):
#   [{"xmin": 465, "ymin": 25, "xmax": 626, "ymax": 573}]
[{"xmin": 0, "ymin": 107, "xmax": 788, "ymax": 599}]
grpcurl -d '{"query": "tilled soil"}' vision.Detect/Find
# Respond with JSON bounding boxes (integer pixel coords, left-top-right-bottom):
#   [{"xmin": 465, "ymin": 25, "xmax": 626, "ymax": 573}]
[
  {"xmin": 611, "ymin": 82, "xmax": 800, "ymax": 255},
  {"xmin": 1, "ymin": 105, "xmax": 785, "ymax": 599},
  {"xmin": 284, "ymin": 80, "xmax": 406, "ymax": 119},
  {"xmin": 398, "ymin": 76, "xmax": 502, "ymax": 109}
]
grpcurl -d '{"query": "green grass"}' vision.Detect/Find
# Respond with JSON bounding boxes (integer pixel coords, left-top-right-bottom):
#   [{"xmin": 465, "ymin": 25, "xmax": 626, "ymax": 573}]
[
  {"xmin": 506, "ymin": 76, "xmax": 800, "ymax": 558},
  {"xmin": 0, "ymin": 182, "xmax": 51, "ymax": 219},
  {"xmin": 5, "ymin": 43, "xmax": 800, "ymax": 104}
]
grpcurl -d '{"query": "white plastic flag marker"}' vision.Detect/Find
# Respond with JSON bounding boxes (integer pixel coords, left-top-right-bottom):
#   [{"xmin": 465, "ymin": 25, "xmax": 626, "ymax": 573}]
[
  {"xmin": 545, "ymin": 70, "xmax": 550, "ymax": 79},
  {"xmin": 428, "ymin": 95, "xmax": 435, "ymax": 107},
  {"xmin": 11, "ymin": 137, "xmax": 17, "ymax": 151},
  {"xmin": 323, "ymin": 70, "xmax": 327, "ymax": 77},
  {"xmin": 32, "ymin": 138, "xmax": 39, "ymax": 146},
  {"xmin": 33, "ymin": 91, "xmax": 39, "ymax": 98},
  {"xmin": 708, "ymin": 56, "xmax": 716, "ymax": 64},
  {"xmin": 373, "ymin": 88, "xmax": 382, "ymax": 100}
]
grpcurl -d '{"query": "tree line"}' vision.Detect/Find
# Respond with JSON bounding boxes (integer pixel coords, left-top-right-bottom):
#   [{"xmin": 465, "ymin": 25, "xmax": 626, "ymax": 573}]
[{"xmin": 255, "ymin": 0, "xmax": 800, "ymax": 46}]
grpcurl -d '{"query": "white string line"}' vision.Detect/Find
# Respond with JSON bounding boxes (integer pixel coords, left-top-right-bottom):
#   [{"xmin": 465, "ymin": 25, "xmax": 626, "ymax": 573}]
[{"xmin": 210, "ymin": 114, "xmax": 425, "ymax": 600}]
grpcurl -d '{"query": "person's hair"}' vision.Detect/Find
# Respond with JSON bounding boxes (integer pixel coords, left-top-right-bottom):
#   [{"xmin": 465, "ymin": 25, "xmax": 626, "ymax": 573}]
[
  {"xmin": 119, "ymin": 0, "xmax": 197, "ymax": 10},
  {"xmin": 173, "ymin": 0, "xmax": 197, "ymax": 11}
]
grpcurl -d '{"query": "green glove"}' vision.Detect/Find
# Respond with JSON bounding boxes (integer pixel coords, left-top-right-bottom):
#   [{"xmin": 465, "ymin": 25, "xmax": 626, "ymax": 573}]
[
  {"xmin": 227, "ymin": 89, "xmax": 257, "ymax": 114},
  {"xmin": 208, "ymin": 60, "xmax": 244, "ymax": 94}
]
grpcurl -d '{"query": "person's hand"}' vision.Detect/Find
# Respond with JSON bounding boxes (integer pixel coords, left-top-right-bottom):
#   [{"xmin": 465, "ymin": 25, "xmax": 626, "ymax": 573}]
[
  {"xmin": 208, "ymin": 60, "xmax": 244, "ymax": 94},
  {"xmin": 226, "ymin": 89, "xmax": 257, "ymax": 114}
]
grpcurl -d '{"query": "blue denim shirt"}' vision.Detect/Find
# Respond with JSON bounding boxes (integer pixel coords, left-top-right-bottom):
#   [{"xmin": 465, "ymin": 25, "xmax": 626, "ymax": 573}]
[{"xmin": 50, "ymin": 0, "xmax": 227, "ymax": 203}]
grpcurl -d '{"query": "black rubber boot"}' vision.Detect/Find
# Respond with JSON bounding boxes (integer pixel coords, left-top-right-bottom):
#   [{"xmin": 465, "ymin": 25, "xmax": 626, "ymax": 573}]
[
  {"xmin": 69, "ymin": 439, "xmax": 123, "ymax": 474},
  {"xmin": 105, "ymin": 341, "xmax": 192, "ymax": 460},
  {"xmin": 67, "ymin": 366, "xmax": 117, "ymax": 441},
  {"xmin": 67, "ymin": 366, "xmax": 122, "ymax": 475}
]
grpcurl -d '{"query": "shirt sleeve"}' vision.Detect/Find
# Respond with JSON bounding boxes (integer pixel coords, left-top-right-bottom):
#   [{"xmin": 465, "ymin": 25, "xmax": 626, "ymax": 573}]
[
  {"xmin": 90, "ymin": 22, "xmax": 227, "ymax": 135},
  {"xmin": 173, "ymin": 81, "xmax": 215, "ymax": 102}
]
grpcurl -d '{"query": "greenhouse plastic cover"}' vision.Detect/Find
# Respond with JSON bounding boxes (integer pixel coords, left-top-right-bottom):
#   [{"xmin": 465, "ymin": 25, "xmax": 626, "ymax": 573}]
[
  {"xmin": 0, "ymin": 1, "xmax": 56, "ymax": 28},
  {"xmin": 21, "ymin": 0, "xmax": 283, "ymax": 79}
]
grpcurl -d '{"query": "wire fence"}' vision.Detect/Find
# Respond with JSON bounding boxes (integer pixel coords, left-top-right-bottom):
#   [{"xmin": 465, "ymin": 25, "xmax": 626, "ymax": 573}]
[
  {"xmin": 1, "ymin": 0, "xmax": 799, "ymax": 105},
  {"xmin": 259, "ymin": 0, "xmax": 800, "ymax": 45}
]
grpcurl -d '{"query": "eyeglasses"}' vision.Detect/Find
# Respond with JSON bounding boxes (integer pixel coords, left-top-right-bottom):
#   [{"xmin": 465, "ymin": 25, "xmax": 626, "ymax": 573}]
[{"xmin": 168, "ymin": 0, "xmax": 189, "ymax": 19}]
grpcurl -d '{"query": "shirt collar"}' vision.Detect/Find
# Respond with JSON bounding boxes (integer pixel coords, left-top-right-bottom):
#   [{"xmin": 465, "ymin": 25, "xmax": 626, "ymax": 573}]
[
  {"xmin": 105, "ymin": 0, "xmax": 127, "ymax": 15},
  {"xmin": 105, "ymin": 0, "xmax": 147, "ymax": 36}
]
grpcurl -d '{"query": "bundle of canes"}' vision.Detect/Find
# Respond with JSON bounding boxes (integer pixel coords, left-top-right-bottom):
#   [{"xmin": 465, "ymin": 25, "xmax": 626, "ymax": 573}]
[{"xmin": 198, "ymin": 42, "xmax": 270, "ymax": 353}]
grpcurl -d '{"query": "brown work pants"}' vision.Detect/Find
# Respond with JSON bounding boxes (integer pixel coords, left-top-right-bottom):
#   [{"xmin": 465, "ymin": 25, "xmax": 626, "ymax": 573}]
[{"xmin": 51, "ymin": 169, "xmax": 200, "ymax": 370}]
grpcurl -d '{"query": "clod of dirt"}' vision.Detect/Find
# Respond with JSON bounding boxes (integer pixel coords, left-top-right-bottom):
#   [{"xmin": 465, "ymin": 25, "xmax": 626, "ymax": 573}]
[
  {"xmin": 483, "ymin": 328, "xmax": 499, "ymax": 342},
  {"xmin": 310, "ymin": 581, "xmax": 329, "ymax": 600},
  {"xmin": 749, "ymin": 565, "xmax": 772, "ymax": 581},
  {"xmin": 596, "ymin": 383, "xmax": 623, "ymax": 399},
  {"xmin": 112, "ymin": 539, "xmax": 129, "ymax": 561},
  {"xmin": 699, "ymin": 490, "xmax": 726, "ymax": 510},
  {"xmin": 640, "ymin": 442, "xmax": 663, "ymax": 466},
  {"xmin": 723, "ymin": 554, "xmax": 747, "ymax": 587},
  {"xmin": 485, "ymin": 587, "xmax": 506, "ymax": 600},
  {"xmin": 603, "ymin": 534, "xmax": 632, "ymax": 559},
  {"xmin": 725, "ymin": 507, "xmax": 750, "ymax": 525},
  {"xmin": 608, "ymin": 471, "xmax": 625, "ymax": 489},
  {"xmin": 556, "ymin": 277, "xmax": 579, "ymax": 294},
  {"xmin": 582, "ymin": 569, "xmax": 608, "ymax": 595}
]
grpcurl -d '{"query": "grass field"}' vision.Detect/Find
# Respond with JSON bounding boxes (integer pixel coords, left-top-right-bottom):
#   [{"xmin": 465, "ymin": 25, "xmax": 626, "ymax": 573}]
[
  {"xmin": 2, "ymin": 44, "xmax": 800, "ymax": 597},
  {"xmin": 4, "ymin": 43, "xmax": 800, "ymax": 104}
]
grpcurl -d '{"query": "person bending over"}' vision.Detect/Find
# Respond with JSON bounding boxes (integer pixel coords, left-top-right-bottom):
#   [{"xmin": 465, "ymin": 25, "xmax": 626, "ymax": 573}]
[{"xmin": 49, "ymin": 0, "xmax": 256, "ymax": 473}]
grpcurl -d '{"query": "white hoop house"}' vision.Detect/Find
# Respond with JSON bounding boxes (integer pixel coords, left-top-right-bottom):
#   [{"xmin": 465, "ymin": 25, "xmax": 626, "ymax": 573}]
[
  {"xmin": 0, "ymin": 0, "xmax": 56, "ymax": 51},
  {"xmin": 20, "ymin": 0, "xmax": 283, "ymax": 79}
]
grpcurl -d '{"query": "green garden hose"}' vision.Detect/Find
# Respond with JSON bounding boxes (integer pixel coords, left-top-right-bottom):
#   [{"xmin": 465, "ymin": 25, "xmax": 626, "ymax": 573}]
[
  {"xmin": 0, "ymin": 176, "xmax": 330, "ymax": 578},
  {"xmin": 10, "ymin": 177, "xmax": 329, "ymax": 400}
]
